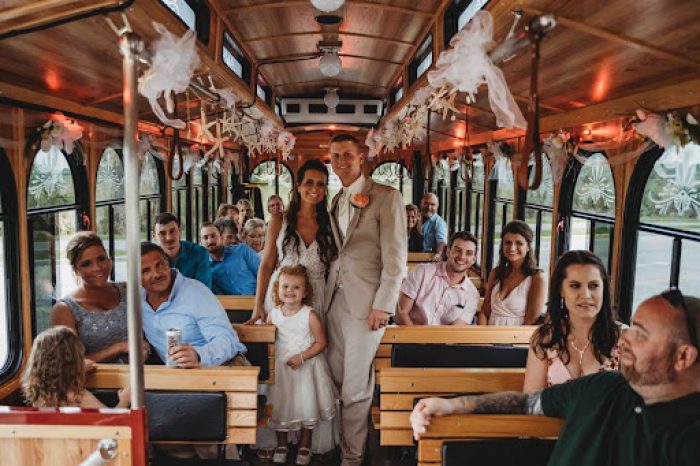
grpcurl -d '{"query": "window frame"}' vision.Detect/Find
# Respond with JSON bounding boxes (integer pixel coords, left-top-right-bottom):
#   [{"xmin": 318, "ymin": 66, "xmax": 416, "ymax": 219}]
[
  {"xmin": 408, "ymin": 33, "xmax": 433, "ymax": 86},
  {"xmin": 95, "ymin": 148, "xmax": 126, "ymax": 281},
  {"xmin": 486, "ymin": 158, "xmax": 515, "ymax": 272},
  {"xmin": 0, "ymin": 148, "xmax": 22, "ymax": 384},
  {"xmin": 523, "ymin": 155, "xmax": 555, "ymax": 275},
  {"xmin": 139, "ymin": 151, "xmax": 166, "ymax": 241},
  {"xmin": 222, "ymin": 30, "xmax": 251, "ymax": 84},
  {"xmin": 159, "ymin": 0, "xmax": 210, "ymax": 45},
  {"xmin": 465, "ymin": 153, "xmax": 485, "ymax": 261}
]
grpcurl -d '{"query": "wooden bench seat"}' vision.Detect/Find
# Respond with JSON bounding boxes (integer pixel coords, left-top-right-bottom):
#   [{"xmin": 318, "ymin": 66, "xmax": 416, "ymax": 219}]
[
  {"xmin": 218, "ymin": 295, "xmax": 256, "ymax": 323},
  {"xmin": 417, "ymin": 414, "xmax": 562, "ymax": 466},
  {"xmin": 86, "ymin": 364, "xmax": 260, "ymax": 445},
  {"xmin": 377, "ymin": 367, "xmax": 526, "ymax": 446}
]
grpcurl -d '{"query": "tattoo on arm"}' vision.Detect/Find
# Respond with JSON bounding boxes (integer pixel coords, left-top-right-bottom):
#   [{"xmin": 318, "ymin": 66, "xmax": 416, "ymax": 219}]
[{"xmin": 462, "ymin": 392, "xmax": 542, "ymax": 414}]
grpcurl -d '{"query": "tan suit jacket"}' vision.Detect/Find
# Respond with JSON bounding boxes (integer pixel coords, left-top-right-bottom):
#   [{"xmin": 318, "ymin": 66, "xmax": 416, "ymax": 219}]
[{"xmin": 324, "ymin": 178, "xmax": 407, "ymax": 318}]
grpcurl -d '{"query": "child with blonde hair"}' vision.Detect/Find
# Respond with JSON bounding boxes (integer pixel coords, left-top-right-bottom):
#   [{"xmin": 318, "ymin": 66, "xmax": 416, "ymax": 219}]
[
  {"xmin": 266, "ymin": 265, "xmax": 336, "ymax": 465},
  {"xmin": 21, "ymin": 326, "xmax": 130, "ymax": 408}
]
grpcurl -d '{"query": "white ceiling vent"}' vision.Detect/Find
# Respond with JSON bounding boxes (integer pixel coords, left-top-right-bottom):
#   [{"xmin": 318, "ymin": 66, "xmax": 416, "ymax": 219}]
[{"xmin": 281, "ymin": 97, "xmax": 383, "ymax": 125}]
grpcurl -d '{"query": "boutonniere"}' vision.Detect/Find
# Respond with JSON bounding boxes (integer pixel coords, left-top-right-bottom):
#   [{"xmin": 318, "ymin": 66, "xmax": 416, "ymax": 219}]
[{"xmin": 350, "ymin": 193, "xmax": 370, "ymax": 209}]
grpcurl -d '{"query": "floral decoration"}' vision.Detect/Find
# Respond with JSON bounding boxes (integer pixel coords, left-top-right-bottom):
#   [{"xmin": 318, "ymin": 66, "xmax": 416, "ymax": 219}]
[{"xmin": 350, "ymin": 193, "xmax": 370, "ymax": 209}]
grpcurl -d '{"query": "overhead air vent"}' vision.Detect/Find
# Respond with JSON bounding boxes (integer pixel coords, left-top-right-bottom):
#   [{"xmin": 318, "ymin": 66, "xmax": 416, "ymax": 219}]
[{"xmin": 280, "ymin": 98, "xmax": 383, "ymax": 125}]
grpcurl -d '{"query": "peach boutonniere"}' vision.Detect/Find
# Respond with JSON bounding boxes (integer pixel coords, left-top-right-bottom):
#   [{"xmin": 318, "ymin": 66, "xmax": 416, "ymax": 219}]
[{"xmin": 350, "ymin": 193, "xmax": 370, "ymax": 209}]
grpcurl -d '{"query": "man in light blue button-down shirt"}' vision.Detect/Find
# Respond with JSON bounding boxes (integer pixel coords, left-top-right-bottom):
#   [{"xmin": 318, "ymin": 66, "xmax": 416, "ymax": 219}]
[{"xmin": 140, "ymin": 242, "xmax": 246, "ymax": 367}]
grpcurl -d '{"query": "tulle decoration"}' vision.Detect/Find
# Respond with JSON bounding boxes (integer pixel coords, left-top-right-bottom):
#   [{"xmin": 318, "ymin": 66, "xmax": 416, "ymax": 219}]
[
  {"xmin": 427, "ymin": 11, "xmax": 526, "ymax": 130},
  {"xmin": 487, "ymin": 142, "xmax": 512, "ymax": 181},
  {"xmin": 182, "ymin": 147, "xmax": 200, "ymax": 174},
  {"xmin": 365, "ymin": 129, "xmax": 378, "ymax": 160},
  {"xmin": 40, "ymin": 114, "xmax": 84, "ymax": 154},
  {"xmin": 633, "ymin": 110, "xmax": 673, "ymax": 149},
  {"xmin": 276, "ymin": 130, "xmax": 295, "ymax": 160},
  {"xmin": 138, "ymin": 22, "xmax": 200, "ymax": 129}
]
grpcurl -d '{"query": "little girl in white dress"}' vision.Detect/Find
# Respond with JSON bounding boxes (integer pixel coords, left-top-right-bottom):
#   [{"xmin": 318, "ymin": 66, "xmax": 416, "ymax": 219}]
[{"xmin": 266, "ymin": 265, "xmax": 336, "ymax": 465}]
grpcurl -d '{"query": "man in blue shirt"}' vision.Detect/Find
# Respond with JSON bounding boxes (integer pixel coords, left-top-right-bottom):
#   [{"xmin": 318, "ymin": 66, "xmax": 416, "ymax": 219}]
[
  {"xmin": 140, "ymin": 241, "xmax": 247, "ymax": 367},
  {"xmin": 153, "ymin": 212, "xmax": 212, "ymax": 289},
  {"xmin": 200, "ymin": 222, "xmax": 260, "ymax": 295},
  {"xmin": 420, "ymin": 193, "xmax": 448, "ymax": 261}
]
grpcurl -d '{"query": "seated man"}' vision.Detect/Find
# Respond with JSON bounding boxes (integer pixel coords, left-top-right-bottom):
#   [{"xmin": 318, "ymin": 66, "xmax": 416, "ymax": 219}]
[
  {"xmin": 152, "ymin": 212, "xmax": 212, "ymax": 289},
  {"xmin": 411, "ymin": 290, "xmax": 700, "ymax": 465},
  {"xmin": 396, "ymin": 231, "xmax": 480, "ymax": 326},
  {"xmin": 200, "ymin": 222, "xmax": 260, "ymax": 295},
  {"xmin": 140, "ymin": 241, "xmax": 248, "ymax": 367},
  {"xmin": 420, "ymin": 193, "xmax": 448, "ymax": 261},
  {"xmin": 214, "ymin": 217, "xmax": 239, "ymax": 246}
]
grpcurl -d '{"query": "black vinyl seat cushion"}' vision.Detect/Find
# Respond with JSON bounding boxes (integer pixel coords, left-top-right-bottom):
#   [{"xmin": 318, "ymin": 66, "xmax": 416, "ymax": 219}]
[
  {"xmin": 442, "ymin": 439, "xmax": 556, "ymax": 466},
  {"xmin": 391, "ymin": 344, "xmax": 528, "ymax": 368},
  {"xmin": 145, "ymin": 391, "xmax": 227, "ymax": 441},
  {"xmin": 245, "ymin": 343, "xmax": 270, "ymax": 381},
  {"xmin": 227, "ymin": 310, "xmax": 252, "ymax": 324},
  {"xmin": 91, "ymin": 389, "xmax": 228, "ymax": 441}
]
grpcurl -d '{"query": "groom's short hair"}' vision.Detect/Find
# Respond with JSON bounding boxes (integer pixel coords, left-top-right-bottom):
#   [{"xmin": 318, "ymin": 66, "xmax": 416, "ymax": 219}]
[{"xmin": 330, "ymin": 133, "xmax": 362, "ymax": 150}]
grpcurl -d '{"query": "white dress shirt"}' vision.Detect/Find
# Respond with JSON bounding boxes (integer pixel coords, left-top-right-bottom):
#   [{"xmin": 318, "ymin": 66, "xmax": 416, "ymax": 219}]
[{"xmin": 338, "ymin": 175, "xmax": 365, "ymax": 237}]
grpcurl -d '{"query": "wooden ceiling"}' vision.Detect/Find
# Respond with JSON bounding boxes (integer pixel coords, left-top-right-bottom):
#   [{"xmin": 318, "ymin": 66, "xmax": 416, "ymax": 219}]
[
  {"xmin": 212, "ymin": 0, "xmax": 445, "ymax": 98},
  {"xmin": 0, "ymin": 0, "xmax": 699, "ymax": 160}
]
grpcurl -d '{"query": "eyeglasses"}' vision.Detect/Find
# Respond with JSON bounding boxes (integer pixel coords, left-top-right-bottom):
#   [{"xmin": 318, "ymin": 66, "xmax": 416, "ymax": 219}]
[{"xmin": 661, "ymin": 288, "xmax": 698, "ymax": 349}]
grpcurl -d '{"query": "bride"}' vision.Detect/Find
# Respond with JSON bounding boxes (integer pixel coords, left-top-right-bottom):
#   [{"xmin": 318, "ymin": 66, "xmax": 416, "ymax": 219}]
[{"xmin": 249, "ymin": 159, "xmax": 339, "ymax": 458}]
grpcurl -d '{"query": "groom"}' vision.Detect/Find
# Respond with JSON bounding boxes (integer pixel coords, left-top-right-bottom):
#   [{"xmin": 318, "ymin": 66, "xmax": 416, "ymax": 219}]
[{"xmin": 324, "ymin": 133, "xmax": 407, "ymax": 464}]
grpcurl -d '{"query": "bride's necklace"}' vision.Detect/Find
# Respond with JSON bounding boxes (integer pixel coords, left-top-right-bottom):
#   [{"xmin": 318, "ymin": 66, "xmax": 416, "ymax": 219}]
[{"xmin": 569, "ymin": 336, "xmax": 591, "ymax": 376}]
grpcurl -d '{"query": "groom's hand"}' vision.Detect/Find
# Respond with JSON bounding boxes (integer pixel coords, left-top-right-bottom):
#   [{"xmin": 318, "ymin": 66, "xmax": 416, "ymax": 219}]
[{"xmin": 368, "ymin": 309, "xmax": 390, "ymax": 331}]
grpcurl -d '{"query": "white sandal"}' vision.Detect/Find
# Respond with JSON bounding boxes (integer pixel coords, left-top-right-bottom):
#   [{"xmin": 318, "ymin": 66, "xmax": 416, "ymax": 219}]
[
  {"xmin": 272, "ymin": 446, "xmax": 288, "ymax": 464},
  {"xmin": 295, "ymin": 447, "xmax": 312, "ymax": 466}
]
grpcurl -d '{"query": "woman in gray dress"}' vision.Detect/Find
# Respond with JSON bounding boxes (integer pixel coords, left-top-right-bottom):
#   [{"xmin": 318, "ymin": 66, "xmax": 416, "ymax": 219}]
[{"xmin": 50, "ymin": 231, "xmax": 149, "ymax": 363}]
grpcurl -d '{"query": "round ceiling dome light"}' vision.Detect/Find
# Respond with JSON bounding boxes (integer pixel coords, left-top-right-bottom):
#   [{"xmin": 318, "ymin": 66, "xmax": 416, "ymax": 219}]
[
  {"xmin": 310, "ymin": 0, "xmax": 345, "ymax": 13},
  {"xmin": 324, "ymin": 88, "xmax": 340, "ymax": 109},
  {"xmin": 319, "ymin": 50, "xmax": 342, "ymax": 77}
]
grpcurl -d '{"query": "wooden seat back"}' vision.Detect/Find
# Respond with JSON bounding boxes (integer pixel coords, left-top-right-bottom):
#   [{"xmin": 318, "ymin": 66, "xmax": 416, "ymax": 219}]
[
  {"xmin": 218, "ymin": 295, "xmax": 256, "ymax": 323},
  {"xmin": 377, "ymin": 367, "xmax": 526, "ymax": 446},
  {"xmin": 86, "ymin": 364, "xmax": 260, "ymax": 445},
  {"xmin": 417, "ymin": 414, "xmax": 562, "ymax": 466}
]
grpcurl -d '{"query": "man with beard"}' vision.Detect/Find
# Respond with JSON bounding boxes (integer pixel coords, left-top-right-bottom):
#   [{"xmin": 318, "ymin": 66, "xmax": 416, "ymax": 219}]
[
  {"xmin": 411, "ymin": 289, "xmax": 700, "ymax": 465},
  {"xmin": 396, "ymin": 231, "xmax": 480, "ymax": 326},
  {"xmin": 200, "ymin": 222, "xmax": 260, "ymax": 295},
  {"xmin": 139, "ymin": 241, "xmax": 247, "ymax": 368},
  {"xmin": 153, "ymin": 213, "xmax": 212, "ymax": 289}
]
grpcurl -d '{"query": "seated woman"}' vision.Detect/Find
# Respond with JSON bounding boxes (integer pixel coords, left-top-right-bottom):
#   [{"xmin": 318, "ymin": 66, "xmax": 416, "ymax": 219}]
[
  {"xmin": 478, "ymin": 221, "xmax": 546, "ymax": 326},
  {"xmin": 406, "ymin": 204, "xmax": 424, "ymax": 253},
  {"xmin": 523, "ymin": 250, "xmax": 624, "ymax": 392},
  {"xmin": 242, "ymin": 217, "xmax": 266, "ymax": 255},
  {"xmin": 21, "ymin": 326, "xmax": 130, "ymax": 408},
  {"xmin": 51, "ymin": 231, "xmax": 148, "ymax": 363}
]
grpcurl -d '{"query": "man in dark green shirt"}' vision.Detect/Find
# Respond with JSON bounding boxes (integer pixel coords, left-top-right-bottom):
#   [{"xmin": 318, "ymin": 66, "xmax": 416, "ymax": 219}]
[{"xmin": 411, "ymin": 290, "xmax": 700, "ymax": 465}]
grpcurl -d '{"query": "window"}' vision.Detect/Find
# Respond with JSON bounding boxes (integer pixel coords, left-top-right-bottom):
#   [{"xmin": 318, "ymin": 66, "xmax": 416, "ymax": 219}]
[
  {"xmin": 452, "ymin": 154, "xmax": 469, "ymax": 232},
  {"xmin": 466, "ymin": 153, "xmax": 485, "ymax": 259},
  {"xmin": 140, "ymin": 151, "xmax": 164, "ymax": 240},
  {"xmin": 160, "ymin": 0, "xmax": 210, "ymax": 44},
  {"xmin": 325, "ymin": 161, "xmax": 344, "ymax": 209},
  {"xmin": 524, "ymin": 155, "xmax": 554, "ymax": 277},
  {"xmin": 170, "ymin": 153, "xmax": 191, "ymax": 241},
  {"xmin": 95, "ymin": 148, "xmax": 126, "ymax": 281},
  {"xmin": 444, "ymin": 0, "xmax": 490, "ymax": 45},
  {"xmin": 409, "ymin": 34, "xmax": 433, "ymax": 85},
  {"xmin": 192, "ymin": 165, "xmax": 206, "ymax": 239},
  {"xmin": 28, "ymin": 145, "xmax": 86, "ymax": 334},
  {"xmin": 250, "ymin": 161, "xmax": 294, "ymax": 222},
  {"xmin": 432, "ymin": 156, "xmax": 452, "ymax": 222},
  {"xmin": 390, "ymin": 76, "xmax": 403, "ymax": 107},
  {"xmin": 489, "ymin": 157, "xmax": 514, "ymax": 271},
  {"xmin": 0, "ymin": 148, "xmax": 20, "ymax": 382},
  {"xmin": 371, "ymin": 162, "xmax": 413, "ymax": 206},
  {"xmin": 629, "ymin": 143, "xmax": 700, "ymax": 314},
  {"xmin": 256, "ymin": 72, "xmax": 272, "ymax": 107},
  {"xmin": 568, "ymin": 152, "xmax": 615, "ymax": 271},
  {"xmin": 223, "ymin": 31, "xmax": 251, "ymax": 83}
]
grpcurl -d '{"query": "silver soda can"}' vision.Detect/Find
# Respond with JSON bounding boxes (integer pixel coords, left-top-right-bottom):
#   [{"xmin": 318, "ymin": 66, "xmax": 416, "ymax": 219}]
[{"xmin": 166, "ymin": 328, "xmax": 182, "ymax": 367}]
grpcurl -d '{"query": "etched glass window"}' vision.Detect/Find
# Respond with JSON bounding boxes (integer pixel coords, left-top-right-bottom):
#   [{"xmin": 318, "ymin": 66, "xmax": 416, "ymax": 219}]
[
  {"xmin": 525, "ymin": 155, "xmax": 554, "ymax": 276},
  {"xmin": 251, "ymin": 161, "xmax": 294, "ymax": 222},
  {"xmin": 371, "ymin": 162, "xmax": 413, "ymax": 207},
  {"xmin": 95, "ymin": 148, "xmax": 126, "ymax": 281},
  {"xmin": 27, "ymin": 147, "xmax": 76, "ymax": 209}
]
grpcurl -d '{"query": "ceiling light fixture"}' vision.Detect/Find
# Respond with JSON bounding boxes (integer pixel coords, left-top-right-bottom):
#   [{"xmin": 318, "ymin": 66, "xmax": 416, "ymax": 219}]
[
  {"xmin": 310, "ymin": 0, "xmax": 345, "ymax": 13},
  {"xmin": 319, "ymin": 47, "xmax": 342, "ymax": 77},
  {"xmin": 324, "ymin": 88, "xmax": 340, "ymax": 109}
]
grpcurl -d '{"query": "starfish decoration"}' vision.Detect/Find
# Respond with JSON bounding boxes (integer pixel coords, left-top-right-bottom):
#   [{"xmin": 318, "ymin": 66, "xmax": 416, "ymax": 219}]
[
  {"xmin": 222, "ymin": 109, "xmax": 243, "ymax": 142},
  {"xmin": 427, "ymin": 85, "xmax": 461, "ymax": 121},
  {"xmin": 203, "ymin": 115, "xmax": 227, "ymax": 160}
]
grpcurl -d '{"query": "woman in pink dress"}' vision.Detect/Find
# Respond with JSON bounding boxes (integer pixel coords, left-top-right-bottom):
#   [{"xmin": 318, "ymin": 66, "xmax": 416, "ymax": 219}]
[{"xmin": 523, "ymin": 250, "xmax": 624, "ymax": 392}]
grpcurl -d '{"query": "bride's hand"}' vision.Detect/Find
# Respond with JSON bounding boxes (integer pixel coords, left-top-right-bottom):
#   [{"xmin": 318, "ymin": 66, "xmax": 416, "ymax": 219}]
[{"xmin": 245, "ymin": 306, "xmax": 266, "ymax": 325}]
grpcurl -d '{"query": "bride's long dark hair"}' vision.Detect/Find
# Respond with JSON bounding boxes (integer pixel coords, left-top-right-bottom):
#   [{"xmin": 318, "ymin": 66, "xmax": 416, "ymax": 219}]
[{"xmin": 282, "ymin": 160, "xmax": 338, "ymax": 271}]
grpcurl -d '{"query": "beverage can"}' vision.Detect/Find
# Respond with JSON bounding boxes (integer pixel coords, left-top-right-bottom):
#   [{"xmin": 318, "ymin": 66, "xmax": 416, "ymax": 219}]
[{"xmin": 166, "ymin": 328, "xmax": 181, "ymax": 367}]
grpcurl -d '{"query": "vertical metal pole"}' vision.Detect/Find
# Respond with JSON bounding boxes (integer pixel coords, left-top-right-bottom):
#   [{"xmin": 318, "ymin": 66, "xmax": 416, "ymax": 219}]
[{"xmin": 119, "ymin": 32, "xmax": 146, "ymax": 409}]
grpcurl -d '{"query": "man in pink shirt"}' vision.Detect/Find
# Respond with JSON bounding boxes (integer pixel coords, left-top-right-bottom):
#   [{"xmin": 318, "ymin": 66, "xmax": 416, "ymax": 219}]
[{"xmin": 396, "ymin": 231, "xmax": 480, "ymax": 326}]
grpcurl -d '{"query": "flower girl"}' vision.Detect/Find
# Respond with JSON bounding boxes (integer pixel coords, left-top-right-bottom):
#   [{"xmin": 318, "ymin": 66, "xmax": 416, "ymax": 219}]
[{"xmin": 266, "ymin": 265, "xmax": 336, "ymax": 465}]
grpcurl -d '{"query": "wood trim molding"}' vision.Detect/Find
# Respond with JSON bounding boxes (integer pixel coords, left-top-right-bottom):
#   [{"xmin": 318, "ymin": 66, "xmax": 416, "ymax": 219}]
[
  {"xmin": 245, "ymin": 30, "xmax": 414, "ymax": 47},
  {"xmin": 225, "ymin": 0, "xmax": 433, "ymax": 17}
]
